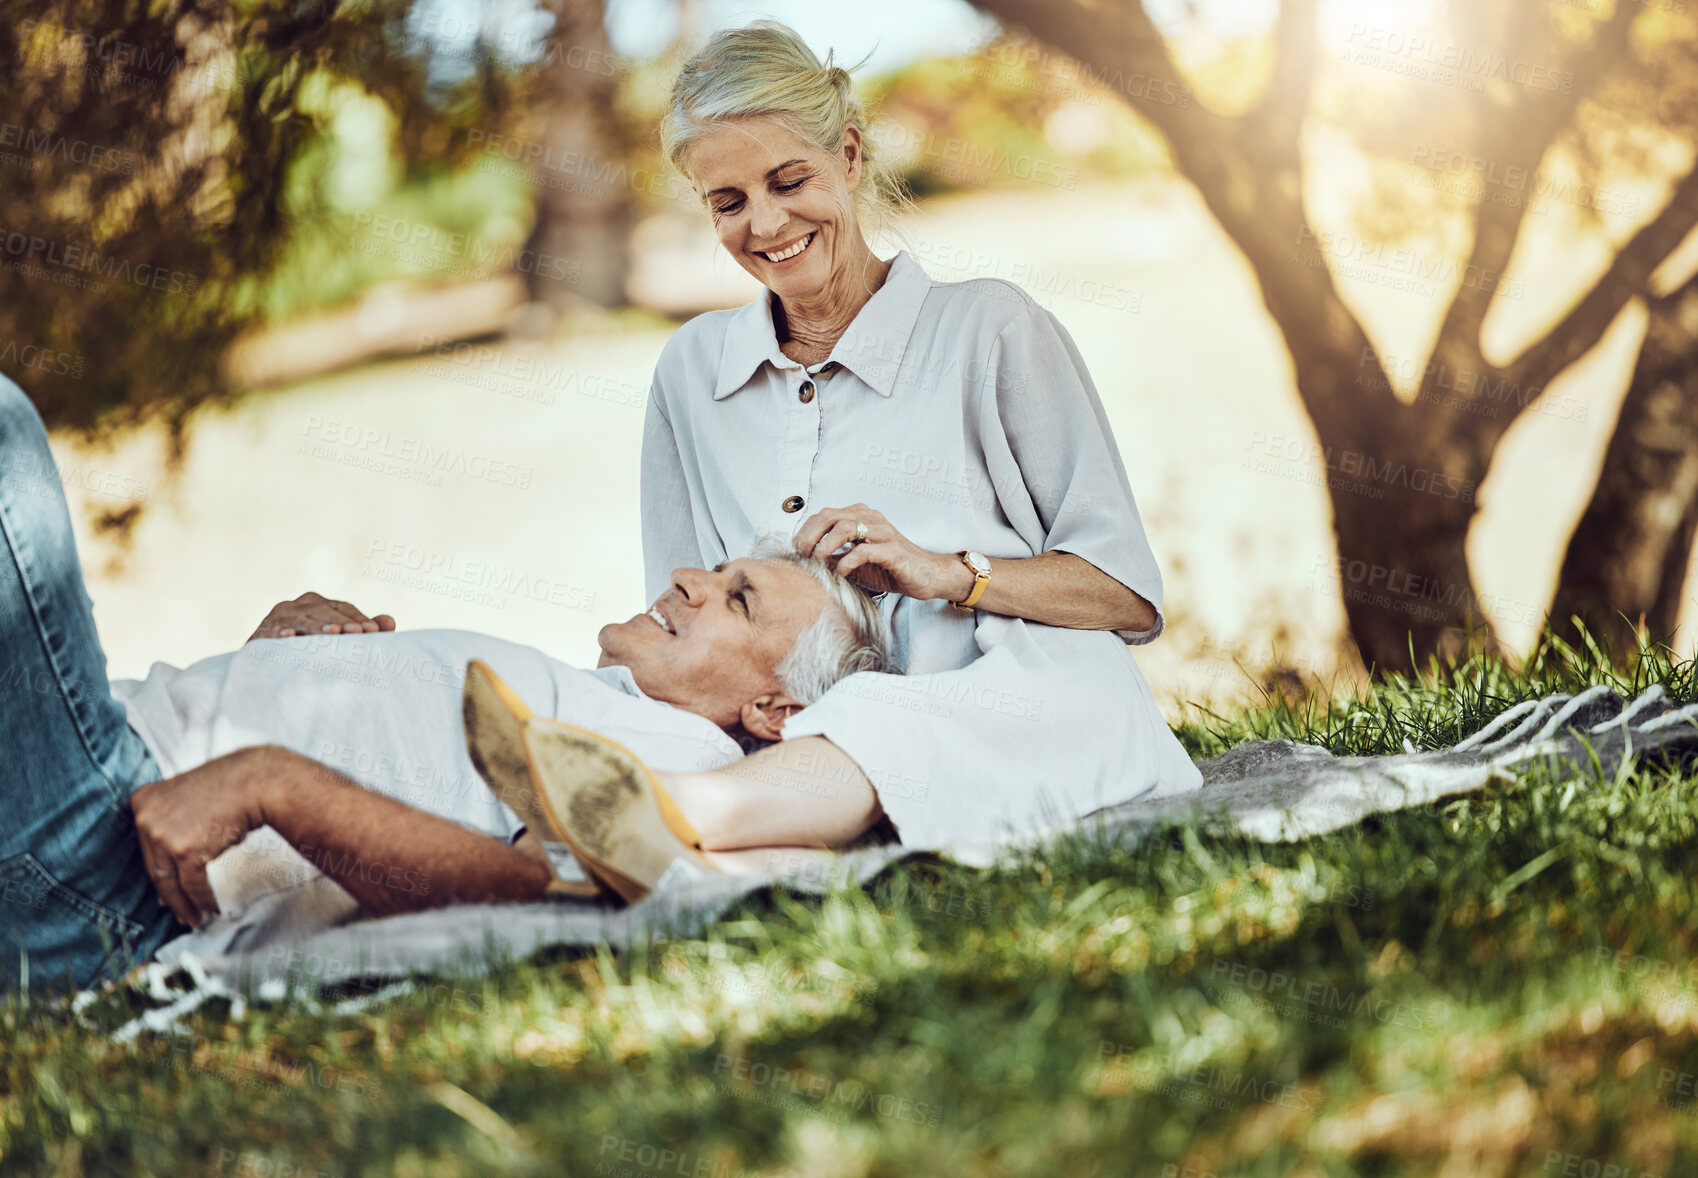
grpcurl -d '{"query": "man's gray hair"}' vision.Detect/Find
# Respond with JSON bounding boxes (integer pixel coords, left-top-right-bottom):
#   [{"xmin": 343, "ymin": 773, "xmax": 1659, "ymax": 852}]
[{"xmin": 749, "ymin": 536, "xmax": 897, "ymax": 704}]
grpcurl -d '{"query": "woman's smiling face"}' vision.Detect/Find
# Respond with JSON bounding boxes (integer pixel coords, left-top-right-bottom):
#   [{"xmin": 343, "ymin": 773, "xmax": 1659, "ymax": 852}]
[{"xmin": 685, "ymin": 116, "xmax": 864, "ymax": 302}]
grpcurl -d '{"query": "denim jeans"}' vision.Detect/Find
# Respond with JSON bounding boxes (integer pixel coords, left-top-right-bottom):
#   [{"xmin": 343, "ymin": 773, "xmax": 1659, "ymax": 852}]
[{"xmin": 0, "ymin": 375, "xmax": 178, "ymax": 993}]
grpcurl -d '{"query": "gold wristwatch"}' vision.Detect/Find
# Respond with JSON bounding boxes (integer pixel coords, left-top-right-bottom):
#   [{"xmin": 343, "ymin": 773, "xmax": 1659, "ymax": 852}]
[{"xmin": 950, "ymin": 549, "xmax": 991, "ymax": 612}]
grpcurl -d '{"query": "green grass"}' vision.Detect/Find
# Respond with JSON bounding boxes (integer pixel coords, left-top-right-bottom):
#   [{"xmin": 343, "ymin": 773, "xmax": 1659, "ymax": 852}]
[{"xmin": 8, "ymin": 635, "xmax": 1698, "ymax": 1177}]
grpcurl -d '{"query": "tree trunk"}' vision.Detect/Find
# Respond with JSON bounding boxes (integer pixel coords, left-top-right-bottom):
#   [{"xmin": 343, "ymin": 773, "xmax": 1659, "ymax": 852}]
[
  {"xmin": 521, "ymin": 0, "xmax": 631, "ymax": 311},
  {"xmin": 1156, "ymin": 138, "xmax": 1498, "ymax": 673},
  {"xmin": 1285, "ymin": 338, "xmax": 1490, "ymax": 672},
  {"xmin": 1549, "ymin": 273, "xmax": 1698, "ymax": 657}
]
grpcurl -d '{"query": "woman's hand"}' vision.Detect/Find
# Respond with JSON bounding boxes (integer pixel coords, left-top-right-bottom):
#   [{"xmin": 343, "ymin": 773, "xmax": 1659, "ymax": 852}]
[
  {"xmin": 793, "ymin": 504, "xmax": 973, "ymax": 602},
  {"xmin": 248, "ymin": 592, "xmax": 396, "ymax": 642}
]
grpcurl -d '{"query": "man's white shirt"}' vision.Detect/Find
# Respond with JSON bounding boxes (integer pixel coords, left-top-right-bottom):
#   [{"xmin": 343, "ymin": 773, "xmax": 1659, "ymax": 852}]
[{"xmin": 111, "ymin": 630, "xmax": 740, "ymax": 939}]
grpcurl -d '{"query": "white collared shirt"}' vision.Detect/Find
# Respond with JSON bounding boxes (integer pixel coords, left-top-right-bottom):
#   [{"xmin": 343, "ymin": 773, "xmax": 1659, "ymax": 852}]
[
  {"xmin": 114, "ymin": 630, "xmax": 742, "ymax": 937},
  {"xmin": 114, "ymin": 630, "xmax": 739, "ymax": 836},
  {"xmin": 642, "ymin": 250, "xmax": 1165, "ymax": 675}
]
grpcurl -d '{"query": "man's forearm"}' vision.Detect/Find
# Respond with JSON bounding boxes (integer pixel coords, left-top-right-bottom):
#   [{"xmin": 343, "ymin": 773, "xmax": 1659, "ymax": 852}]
[{"xmin": 250, "ymin": 746, "xmax": 551, "ymax": 916}]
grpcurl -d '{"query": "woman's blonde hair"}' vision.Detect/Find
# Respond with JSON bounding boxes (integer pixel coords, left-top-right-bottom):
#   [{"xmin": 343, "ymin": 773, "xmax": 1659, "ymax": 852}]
[{"xmin": 660, "ymin": 21, "xmax": 910, "ymax": 237}]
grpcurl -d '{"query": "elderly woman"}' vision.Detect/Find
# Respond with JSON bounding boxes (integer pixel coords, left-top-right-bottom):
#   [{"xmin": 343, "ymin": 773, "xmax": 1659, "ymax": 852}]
[{"xmin": 608, "ymin": 21, "xmax": 1202, "ymax": 877}]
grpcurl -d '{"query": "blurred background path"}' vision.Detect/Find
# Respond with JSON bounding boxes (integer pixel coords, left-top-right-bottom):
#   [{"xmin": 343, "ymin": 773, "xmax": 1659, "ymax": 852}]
[{"xmin": 52, "ymin": 173, "xmax": 1645, "ymax": 719}]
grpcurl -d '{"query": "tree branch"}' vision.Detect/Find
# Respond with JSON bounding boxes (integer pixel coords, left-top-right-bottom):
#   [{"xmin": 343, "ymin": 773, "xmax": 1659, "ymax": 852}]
[
  {"xmin": 1506, "ymin": 162, "xmax": 1698, "ymax": 395},
  {"xmin": 970, "ymin": 0, "xmax": 1228, "ymax": 151},
  {"xmin": 1251, "ymin": 0, "xmax": 1318, "ymax": 164},
  {"xmin": 1422, "ymin": 2, "xmax": 1639, "ymax": 408},
  {"xmin": 972, "ymin": 0, "xmax": 1373, "ymax": 429}
]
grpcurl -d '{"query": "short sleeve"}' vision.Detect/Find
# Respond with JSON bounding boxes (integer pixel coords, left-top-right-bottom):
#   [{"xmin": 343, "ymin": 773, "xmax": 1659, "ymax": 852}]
[
  {"xmin": 982, "ymin": 302, "xmax": 1165, "ymax": 644},
  {"xmin": 640, "ymin": 371, "xmax": 702, "ymax": 605}
]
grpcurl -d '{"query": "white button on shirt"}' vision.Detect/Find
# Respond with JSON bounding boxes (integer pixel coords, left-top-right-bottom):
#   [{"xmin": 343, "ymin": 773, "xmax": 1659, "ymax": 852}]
[{"xmin": 642, "ymin": 251, "xmax": 1201, "ymax": 847}]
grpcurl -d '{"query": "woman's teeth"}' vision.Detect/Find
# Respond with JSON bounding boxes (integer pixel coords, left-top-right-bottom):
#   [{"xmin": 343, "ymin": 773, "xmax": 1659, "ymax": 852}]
[
  {"xmin": 646, "ymin": 607, "xmax": 673, "ymax": 634},
  {"xmin": 762, "ymin": 233, "xmax": 813, "ymax": 262}
]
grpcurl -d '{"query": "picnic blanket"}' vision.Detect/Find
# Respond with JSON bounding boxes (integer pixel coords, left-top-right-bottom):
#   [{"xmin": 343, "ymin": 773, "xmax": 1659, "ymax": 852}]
[{"xmin": 111, "ymin": 683, "xmax": 1698, "ymax": 1033}]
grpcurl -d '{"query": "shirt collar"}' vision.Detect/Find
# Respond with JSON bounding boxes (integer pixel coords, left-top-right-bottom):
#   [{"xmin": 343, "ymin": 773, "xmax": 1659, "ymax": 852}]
[
  {"xmin": 588, "ymin": 664, "xmax": 645, "ymax": 698},
  {"xmin": 713, "ymin": 250, "xmax": 932, "ymax": 400}
]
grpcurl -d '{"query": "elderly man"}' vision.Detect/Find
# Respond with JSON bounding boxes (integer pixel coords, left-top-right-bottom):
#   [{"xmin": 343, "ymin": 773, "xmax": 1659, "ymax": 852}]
[{"xmin": 0, "ymin": 376, "xmax": 887, "ymax": 993}]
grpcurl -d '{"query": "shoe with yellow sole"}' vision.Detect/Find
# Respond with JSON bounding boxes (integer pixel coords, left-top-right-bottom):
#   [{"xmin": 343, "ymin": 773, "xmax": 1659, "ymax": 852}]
[
  {"xmin": 461, "ymin": 659, "xmax": 717, "ymax": 904},
  {"xmin": 461, "ymin": 659, "xmax": 600, "ymax": 899}
]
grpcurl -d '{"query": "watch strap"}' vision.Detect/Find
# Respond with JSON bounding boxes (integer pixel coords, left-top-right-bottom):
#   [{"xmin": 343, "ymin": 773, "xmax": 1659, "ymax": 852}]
[{"xmin": 951, "ymin": 551, "xmax": 990, "ymax": 611}]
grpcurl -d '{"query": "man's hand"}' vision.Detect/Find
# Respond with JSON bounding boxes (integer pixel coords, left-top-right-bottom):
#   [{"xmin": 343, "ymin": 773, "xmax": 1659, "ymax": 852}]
[
  {"xmin": 135, "ymin": 745, "xmax": 551, "ymax": 922},
  {"xmin": 248, "ymin": 592, "xmax": 396, "ymax": 642},
  {"xmin": 130, "ymin": 747, "xmax": 275, "ymax": 927}
]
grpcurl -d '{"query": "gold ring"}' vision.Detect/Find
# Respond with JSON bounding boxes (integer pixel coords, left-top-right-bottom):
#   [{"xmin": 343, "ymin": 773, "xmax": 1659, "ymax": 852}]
[{"xmin": 853, "ymin": 520, "xmax": 869, "ymax": 543}]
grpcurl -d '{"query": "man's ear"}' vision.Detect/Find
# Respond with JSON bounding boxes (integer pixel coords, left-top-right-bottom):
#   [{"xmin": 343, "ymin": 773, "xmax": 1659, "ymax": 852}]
[{"xmin": 740, "ymin": 693, "xmax": 802, "ymax": 743}]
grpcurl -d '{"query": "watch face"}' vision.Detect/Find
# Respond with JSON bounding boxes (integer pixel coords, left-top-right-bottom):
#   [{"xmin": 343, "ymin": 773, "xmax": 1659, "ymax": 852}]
[{"xmin": 964, "ymin": 550, "xmax": 991, "ymax": 576}]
